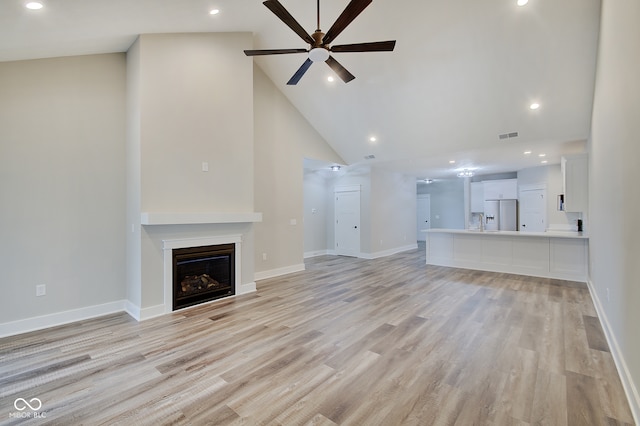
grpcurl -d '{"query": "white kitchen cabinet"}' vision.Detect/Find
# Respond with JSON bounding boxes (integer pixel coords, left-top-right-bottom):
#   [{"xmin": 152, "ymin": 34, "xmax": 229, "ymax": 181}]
[
  {"xmin": 483, "ymin": 179, "xmax": 518, "ymax": 200},
  {"xmin": 561, "ymin": 154, "xmax": 588, "ymax": 212},
  {"xmin": 470, "ymin": 182, "xmax": 484, "ymax": 212}
]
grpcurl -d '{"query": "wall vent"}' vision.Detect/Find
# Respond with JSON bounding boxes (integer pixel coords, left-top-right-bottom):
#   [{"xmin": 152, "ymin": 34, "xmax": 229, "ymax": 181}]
[
  {"xmin": 499, "ymin": 131, "xmax": 519, "ymax": 140},
  {"xmin": 364, "ymin": 154, "xmax": 376, "ymax": 160}
]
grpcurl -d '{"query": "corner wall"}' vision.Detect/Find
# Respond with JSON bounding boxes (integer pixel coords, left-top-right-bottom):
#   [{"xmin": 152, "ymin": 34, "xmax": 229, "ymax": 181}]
[{"xmin": 589, "ymin": 0, "xmax": 640, "ymax": 420}]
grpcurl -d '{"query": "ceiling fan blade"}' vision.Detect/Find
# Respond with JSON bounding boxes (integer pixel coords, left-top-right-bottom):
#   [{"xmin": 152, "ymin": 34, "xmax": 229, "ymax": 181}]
[
  {"xmin": 244, "ymin": 48, "xmax": 308, "ymax": 56},
  {"xmin": 287, "ymin": 58, "xmax": 314, "ymax": 85},
  {"xmin": 331, "ymin": 40, "xmax": 396, "ymax": 53},
  {"xmin": 325, "ymin": 56, "xmax": 355, "ymax": 83},
  {"xmin": 263, "ymin": 0, "xmax": 315, "ymax": 45},
  {"xmin": 322, "ymin": 0, "xmax": 372, "ymax": 45}
]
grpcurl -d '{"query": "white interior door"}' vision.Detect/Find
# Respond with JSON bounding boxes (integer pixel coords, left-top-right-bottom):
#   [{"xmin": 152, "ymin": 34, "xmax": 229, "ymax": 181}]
[
  {"xmin": 417, "ymin": 194, "xmax": 431, "ymax": 241},
  {"xmin": 335, "ymin": 189, "xmax": 361, "ymax": 257},
  {"xmin": 519, "ymin": 188, "xmax": 546, "ymax": 232}
]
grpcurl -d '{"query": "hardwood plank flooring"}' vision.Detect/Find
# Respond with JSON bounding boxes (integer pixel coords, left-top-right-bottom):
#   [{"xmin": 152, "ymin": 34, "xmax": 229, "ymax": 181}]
[{"xmin": 0, "ymin": 244, "xmax": 635, "ymax": 425}]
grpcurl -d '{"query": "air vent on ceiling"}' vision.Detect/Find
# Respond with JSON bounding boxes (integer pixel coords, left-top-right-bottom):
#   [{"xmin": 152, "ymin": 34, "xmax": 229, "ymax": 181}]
[
  {"xmin": 499, "ymin": 131, "xmax": 519, "ymax": 140},
  {"xmin": 364, "ymin": 154, "xmax": 376, "ymax": 160}
]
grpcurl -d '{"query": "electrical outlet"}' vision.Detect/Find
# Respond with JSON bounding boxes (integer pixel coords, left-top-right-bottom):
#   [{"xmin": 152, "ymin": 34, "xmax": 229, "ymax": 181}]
[
  {"xmin": 262, "ymin": 253, "xmax": 267, "ymax": 261},
  {"xmin": 36, "ymin": 284, "xmax": 46, "ymax": 297}
]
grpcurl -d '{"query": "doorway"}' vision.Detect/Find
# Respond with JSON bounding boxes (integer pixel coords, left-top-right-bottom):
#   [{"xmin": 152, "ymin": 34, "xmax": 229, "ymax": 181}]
[
  {"xmin": 335, "ymin": 186, "xmax": 361, "ymax": 257},
  {"xmin": 417, "ymin": 194, "xmax": 431, "ymax": 241},
  {"xmin": 519, "ymin": 187, "xmax": 546, "ymax": 232}
]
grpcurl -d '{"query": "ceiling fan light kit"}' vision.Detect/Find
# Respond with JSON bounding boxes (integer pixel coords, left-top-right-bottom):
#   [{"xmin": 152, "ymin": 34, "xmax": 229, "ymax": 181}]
[
  {"xmin": 244, "ymin": 0, "xmax": 396, "ymax": 85},
  {"xmin": 309, "ymin": 47, "xmax": 329, "ymax": 62}
]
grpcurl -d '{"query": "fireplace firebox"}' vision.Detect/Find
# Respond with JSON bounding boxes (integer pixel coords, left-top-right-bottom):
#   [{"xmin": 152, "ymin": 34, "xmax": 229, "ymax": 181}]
[{"xmin": 172, "ymin": 244, "xmax": 235, "ymax": 310}]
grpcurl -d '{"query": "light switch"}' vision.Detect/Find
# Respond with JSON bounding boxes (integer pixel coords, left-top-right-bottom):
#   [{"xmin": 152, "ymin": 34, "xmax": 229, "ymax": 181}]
[
  {"xmin": 290, "ymin": 219, "xmax": 297, "ymax": 225},
  {"xmin": 202, "ymin": 162, "xmax": 209, "ymax": 172}
]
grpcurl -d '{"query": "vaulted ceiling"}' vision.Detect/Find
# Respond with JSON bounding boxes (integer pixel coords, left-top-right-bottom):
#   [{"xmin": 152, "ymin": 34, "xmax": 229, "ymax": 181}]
[{"xmin": 0, "ymin": 0, "xmax": 601, "ymax": 179}]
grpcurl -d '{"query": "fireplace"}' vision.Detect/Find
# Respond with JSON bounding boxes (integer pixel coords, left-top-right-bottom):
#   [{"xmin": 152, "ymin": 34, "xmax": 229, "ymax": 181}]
[{"xmin": 172, "ymin": 244, "xmax": 235, "ymax": 310}]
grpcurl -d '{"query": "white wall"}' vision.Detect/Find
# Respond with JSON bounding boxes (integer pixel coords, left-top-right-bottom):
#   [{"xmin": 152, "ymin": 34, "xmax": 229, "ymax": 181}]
[
  {"xmin": 417, "ymin": 179, "xmax": 465, "ymax": 229},
  {"xmin": 137, "ymin": 33, "xmax": 254, "ymax": 213},
  {"xmin": 126, "ymin": 38, "xmax": 142, "ymax": 309},
  {"xmin": 0, "ymin": 54, "xmax": 127, "ymax": 324},
  {"xmin": 303, "ymin": 170, "xmax": 331, "ymax": 257},
  {"xmin": 589, "ymin": 0, "xmax": 640, "ymax": 419},
  {"xmin": 370, "ymin": 168, "xmax": 417, "ymax": 254},
  {"xmin": 253, "ymin": 65, "xmax": 344, "ymax": 277}
]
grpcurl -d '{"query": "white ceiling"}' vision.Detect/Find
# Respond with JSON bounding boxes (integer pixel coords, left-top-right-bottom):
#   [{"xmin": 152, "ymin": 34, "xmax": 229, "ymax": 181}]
[{"xmin": 0, "ymin": 0, "xmax": 601, "ymax": 179}]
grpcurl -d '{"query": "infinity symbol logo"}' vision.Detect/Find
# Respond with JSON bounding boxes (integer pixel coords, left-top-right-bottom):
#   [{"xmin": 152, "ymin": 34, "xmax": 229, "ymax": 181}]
[{"xmin": 14, "ymin": 398, "xmax": 42, "ymax": 411}]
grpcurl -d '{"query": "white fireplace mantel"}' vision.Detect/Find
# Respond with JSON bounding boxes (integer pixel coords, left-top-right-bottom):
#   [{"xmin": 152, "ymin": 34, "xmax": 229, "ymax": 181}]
[{"xmin": 141, "ymin": 212, "xmax": 262, "ymax": 226}]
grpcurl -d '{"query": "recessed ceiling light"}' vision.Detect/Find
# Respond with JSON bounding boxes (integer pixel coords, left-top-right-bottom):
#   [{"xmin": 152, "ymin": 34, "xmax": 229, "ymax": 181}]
[
  {"xmin": 369, "ymin": 136, "xmax": 377, "ymax": 143},
  {"xmin": 541, "ymin": 160, "xmax": 548, "ymax": 164},
  {"xmin": 449, "ymin": 160, "xmax": 456, "ymax": 164},
  {"xmin": 327, "ymin": 76, "xmax": 334, "ymax": 82},
  {"xmin": 330, "ymin": 165, "xmax": 341, "ymax": 171},
  {"xmin": 524, "ymin": 151, "xmax": 532, "ymax": 155},
  {"xmin": 25, "ymin": 2, "xmax": 43, "ymax": 9},
  {"xmin": 517, "ymin": 0, "xmax": 529, "ymax": 6},
  {"xmin": 209, "ymin": 9, "xmax": 220, "ymax": 15},
  {"xmin": 538, "ymin": 153, "xmax": 546, "ymax": 157},
  {"xmin": 530, "ymin": 102, "xmax": 540, "ymax": 110}
]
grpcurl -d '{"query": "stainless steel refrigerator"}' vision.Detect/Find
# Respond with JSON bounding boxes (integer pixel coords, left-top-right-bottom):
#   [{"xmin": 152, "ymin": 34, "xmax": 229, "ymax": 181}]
[{"xmin": 484, "ymin": 199, "xmax": 518, "ymax": 231}]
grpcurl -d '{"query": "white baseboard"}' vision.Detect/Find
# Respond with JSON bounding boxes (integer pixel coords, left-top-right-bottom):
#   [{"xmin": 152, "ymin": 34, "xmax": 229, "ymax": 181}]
[
  {"xmin": 124, "ymin": 301, "xmax": 166, "ymax": 321},
  {"xmin": 0, "ymin": 300, "xmax": 127, "ymax": 338},
  {"xmin": 238, "ymin": 281, "xmax": 257, "ymax": 294},
  {"xmin": 586, "ymin": 279, "xmax": 640, "ymax": 425},
  {"xmin": 255, "ymin": 264, "xmax": 306, "ymax": 281},
  {"xmin": 304, "ymin": 250, "xmax": 330, "ymax": 259},
  {"xmin": 360, "ymin": 243, "xmax": 418, "ymax": 260},
  {"xmin": 1, "ymin": 281, "xmax": 262, "ymax": 338},
  {"xmin": 126, "ymin": 280, "xmax": 257, "ymax": 321},
  {"xmin": 139, "ymin": 304, "xmax": 166, "ymax": 321},
  {"xmin": 124, "ymin": 300, "xmax": 142, "ymax": 321}
]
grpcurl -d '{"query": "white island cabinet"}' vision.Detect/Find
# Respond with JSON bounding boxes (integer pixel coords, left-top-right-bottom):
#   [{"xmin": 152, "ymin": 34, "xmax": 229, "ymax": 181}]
[{"xmin": 426, "ymin": 229, "xmax": 588, "ymax": 281}]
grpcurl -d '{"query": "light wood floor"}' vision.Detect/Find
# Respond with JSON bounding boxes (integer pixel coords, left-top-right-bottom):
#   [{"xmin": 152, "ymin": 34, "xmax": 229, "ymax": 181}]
[{"xmin": 0, "ymin": 245, "xmax": 635, "ymax": 425}]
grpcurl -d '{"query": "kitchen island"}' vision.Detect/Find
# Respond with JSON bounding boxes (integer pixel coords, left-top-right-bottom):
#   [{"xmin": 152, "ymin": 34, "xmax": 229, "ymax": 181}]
[{"xmin": 425, "ymin": 228, "xmax": 588, "ymax": 281}]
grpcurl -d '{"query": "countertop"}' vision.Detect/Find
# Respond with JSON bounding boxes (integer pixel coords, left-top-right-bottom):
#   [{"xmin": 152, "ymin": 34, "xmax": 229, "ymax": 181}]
[{"xmin": 424, "ymin": 228, "xmax": 589, "ymax": 239}]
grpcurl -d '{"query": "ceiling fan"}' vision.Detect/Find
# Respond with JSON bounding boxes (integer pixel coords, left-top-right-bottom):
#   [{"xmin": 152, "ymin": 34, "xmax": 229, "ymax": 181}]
[{"xmin": 244, "ymin": 0, "xmax": 396, "ymax": 85}]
